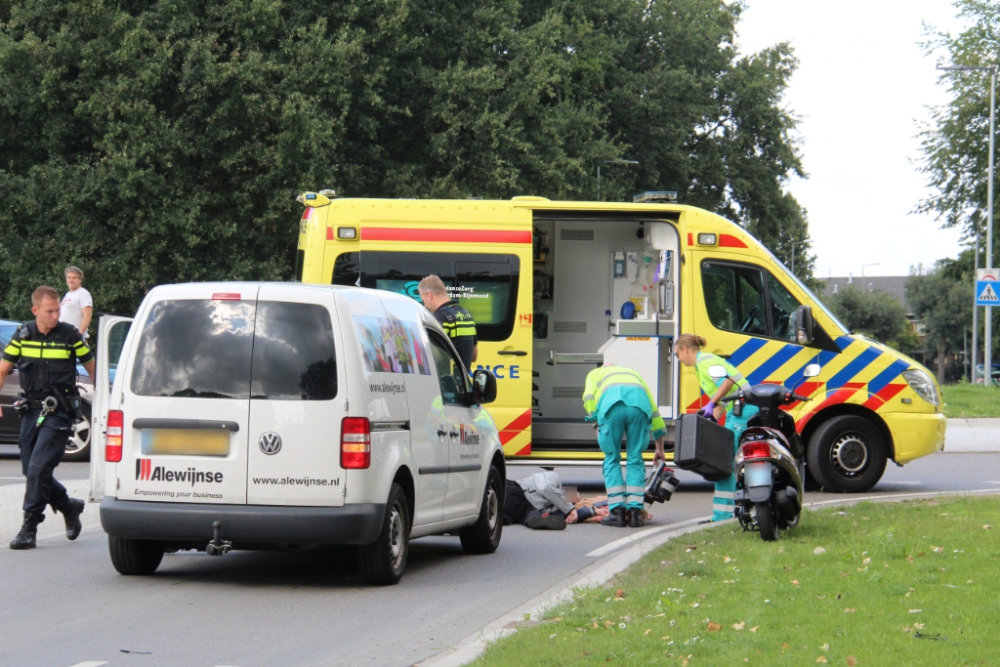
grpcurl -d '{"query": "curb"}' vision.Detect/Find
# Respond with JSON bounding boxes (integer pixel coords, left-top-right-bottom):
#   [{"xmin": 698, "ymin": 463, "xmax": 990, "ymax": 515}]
[{"xmin": 415, "ymin": 487, "xmax": 1000, "ymax": 667}]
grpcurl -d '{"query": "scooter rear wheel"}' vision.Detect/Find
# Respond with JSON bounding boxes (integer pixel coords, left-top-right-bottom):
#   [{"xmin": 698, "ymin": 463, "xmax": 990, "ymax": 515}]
[{"xmin": 755, "ymin": 502, "xmax": 780, "ymax": 542}]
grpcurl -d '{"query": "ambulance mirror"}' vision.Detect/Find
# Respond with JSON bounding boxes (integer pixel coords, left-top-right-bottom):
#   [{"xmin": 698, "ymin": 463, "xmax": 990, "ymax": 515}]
[
  {"xmin": 803, "ymin": 363, "xmax": 821, "ymax": 378},
  {"xmin": 707, "ymin": 364, "xmax": 728, "ymax": 380},
  {"xmin": 472, "ymin": 369, "xmax": 498, "ymax": 404},
  {"xmin": 796, "ymin": 305, "xmax": 815, "ymax": 346}
]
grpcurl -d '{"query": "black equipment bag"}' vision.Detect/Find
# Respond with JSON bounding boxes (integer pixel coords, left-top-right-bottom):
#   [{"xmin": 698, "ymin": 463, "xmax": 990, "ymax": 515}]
[{"xmin": 674, "ymin": 413, "xmax": 734, "ymax": 482}]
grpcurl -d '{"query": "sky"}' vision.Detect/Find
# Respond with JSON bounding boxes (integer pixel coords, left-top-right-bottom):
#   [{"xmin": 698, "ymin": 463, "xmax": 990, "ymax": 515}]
[{"xmin": 735, "ymin": 0, "xmax": 970, "ymax": 278}]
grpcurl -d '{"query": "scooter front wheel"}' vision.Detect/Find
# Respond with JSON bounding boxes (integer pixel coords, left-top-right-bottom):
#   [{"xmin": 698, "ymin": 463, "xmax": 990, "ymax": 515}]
[{"xmin": 755, "ymin": 502, "xmax": 780, "ymax": 542}]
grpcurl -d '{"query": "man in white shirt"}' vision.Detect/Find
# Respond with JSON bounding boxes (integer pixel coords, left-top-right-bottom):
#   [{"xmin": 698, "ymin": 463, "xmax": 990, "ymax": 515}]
[{"xmin": 61, "ymin": 266, "xmax": 93, "ymax": 339}]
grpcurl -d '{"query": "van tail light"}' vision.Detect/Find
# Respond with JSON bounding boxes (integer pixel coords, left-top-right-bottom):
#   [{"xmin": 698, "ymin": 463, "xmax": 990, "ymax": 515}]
[
  {"xmin": 106, "ymin": 410, "xmax": 124, "ymax": 462},
  {"xmin": 742, "ymin": 441, "xmax": 771, "ymax": 460},
  {"xmin": 341, "ymin": 417, "xmax": 371, "ymax": 469}
]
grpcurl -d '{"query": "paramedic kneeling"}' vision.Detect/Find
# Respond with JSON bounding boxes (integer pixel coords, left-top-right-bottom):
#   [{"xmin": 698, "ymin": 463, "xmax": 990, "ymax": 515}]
[
  {"xmin": 583, "ymin": 364, "xmax": 666, "ymax": 528},
  {"xmin": 0, "ymin": 286, "xmax": 96, "ymax": 549}
]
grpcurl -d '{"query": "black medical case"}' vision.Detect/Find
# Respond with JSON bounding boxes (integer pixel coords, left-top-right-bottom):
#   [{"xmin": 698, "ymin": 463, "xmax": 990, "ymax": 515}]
[{"xmin": 673, "ymin": 413, "xmax": 734, "ymax": 482}]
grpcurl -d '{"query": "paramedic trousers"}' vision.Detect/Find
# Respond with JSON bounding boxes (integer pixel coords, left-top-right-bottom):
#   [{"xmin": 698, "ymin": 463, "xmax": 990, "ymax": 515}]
[
  {"xmin": 712, "ymin": 405, "xmax": 760, "ymax": 522},
  {"xmin": 19, "ymin": 409, "xmax": 72, "ymax": 515},
  {"xmin": 597, "ymin": 402, "xmax": 650, "ymax": 511}
]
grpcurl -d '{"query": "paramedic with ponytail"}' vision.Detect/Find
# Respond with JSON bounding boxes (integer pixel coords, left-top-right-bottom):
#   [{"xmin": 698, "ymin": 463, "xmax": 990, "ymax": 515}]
[{"xmin": 673, "ymin": 333, "xmax": 758, "ymax": 522}]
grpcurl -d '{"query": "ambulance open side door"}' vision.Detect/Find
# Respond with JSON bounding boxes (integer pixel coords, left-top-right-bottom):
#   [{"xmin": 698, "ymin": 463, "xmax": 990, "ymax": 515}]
[{"xmin": 89, "ymin": 314, "xmax": 133, "ymax": 502}]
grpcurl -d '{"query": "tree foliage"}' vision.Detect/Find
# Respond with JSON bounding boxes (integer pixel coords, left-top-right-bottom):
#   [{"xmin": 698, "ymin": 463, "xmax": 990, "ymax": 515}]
[
  {"xmin": 907, "ymin": 260, "xmax": 974, "ymax": 383},
  {"xmin": 825, "ymin": 286, "xmax": 908, "ymax": 346},
  {"xmin": 0, "ymin": 0, "xmax": 813, "ymax": 319},
  {"xmin": 917, "ymin": 0, "xmax": 1000, "ymax": 251}
]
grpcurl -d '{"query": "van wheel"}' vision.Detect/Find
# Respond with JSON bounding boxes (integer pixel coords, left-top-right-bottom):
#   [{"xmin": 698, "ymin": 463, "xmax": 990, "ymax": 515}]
[
  {"xmin": 109, "ymin": 537, "xmax": 164, "ymax": 575},
  {"xmin": 359, "ymin": 483, "xmax": 410, "ymax": 585},
  {"xmin": 460, "ymin": 466, "xmax": 504, "ymax": 555},
  {"xmin": 807, "ymin": 415, "xmax": 887, "ymax": 493}
]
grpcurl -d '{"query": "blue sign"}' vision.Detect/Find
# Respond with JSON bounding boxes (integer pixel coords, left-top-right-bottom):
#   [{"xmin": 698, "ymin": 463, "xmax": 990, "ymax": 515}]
[{"xmin": 976, "ymin": 270, "xmax": 1000, "ymax": 307}]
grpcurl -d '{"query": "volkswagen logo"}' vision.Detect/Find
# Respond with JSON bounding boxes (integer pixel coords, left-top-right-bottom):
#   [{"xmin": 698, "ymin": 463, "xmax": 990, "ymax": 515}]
[{"xmin": 259, "ymin": 432, "xmax": 282, "ymax": 455}]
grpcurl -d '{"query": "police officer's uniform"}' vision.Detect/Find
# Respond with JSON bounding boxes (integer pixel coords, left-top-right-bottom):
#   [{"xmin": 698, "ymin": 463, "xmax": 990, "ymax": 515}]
[
  {"xmin": 433, "ymin": 299, "xmax": 477, "ymax": 370},
  {"xmin": 583, "ymin": 366, "xmax": 667, "ymax": 526},
  {"xmin": 694, "ymin": 351, "xmax": 759, "ymax": 522},
  {"xmin": 2, "ymin": 321, "xmax": 93, "ymax": 549}
]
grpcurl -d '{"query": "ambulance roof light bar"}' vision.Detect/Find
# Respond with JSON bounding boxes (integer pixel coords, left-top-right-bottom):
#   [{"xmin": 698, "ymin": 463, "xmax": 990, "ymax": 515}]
[
  {"xmin": 634, "ymin": 191, "xmax": 678, "ymax": 203},
  {"xmin": 296, "ymin": 189, "xmax": 336, "ymax": 207}
]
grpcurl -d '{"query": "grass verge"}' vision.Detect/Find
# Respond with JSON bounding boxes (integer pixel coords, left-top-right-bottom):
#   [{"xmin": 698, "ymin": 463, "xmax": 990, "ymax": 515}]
[
  {"xmin": 473, "ymin": 496, "xmax": 999, "ymax": 667},
  {"xmin": 942, "ymin": 382, "xmax": 1000, "ymax": 418}
]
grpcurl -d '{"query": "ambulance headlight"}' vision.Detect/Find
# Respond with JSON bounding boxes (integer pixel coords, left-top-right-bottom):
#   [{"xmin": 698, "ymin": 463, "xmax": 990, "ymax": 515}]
[{"xmin": 902, "ymin": 369, "xmax": 939, "ymax": 406}]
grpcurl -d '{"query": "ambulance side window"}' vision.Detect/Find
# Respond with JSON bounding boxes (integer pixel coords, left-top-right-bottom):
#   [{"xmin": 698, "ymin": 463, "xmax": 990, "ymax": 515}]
[
  {"xmin": 701, "ymin": 262, "xmax": 768, "ymax": 337},
  {"xmin": 766, "ymin": 273, "xmax": 801, "ymax": 342},
  {"xmin": 332, "ymin": 252, "xmax": 360, "ymax": 286},
  {"xmin": 427, "ymin": 331, "xmax": 471, "ymax": 406}
]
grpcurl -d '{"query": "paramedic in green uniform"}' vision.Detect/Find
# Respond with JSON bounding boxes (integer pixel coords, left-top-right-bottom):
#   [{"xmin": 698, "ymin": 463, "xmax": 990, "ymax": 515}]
[
  {"xmin": 583, "ymin": 364, "xmax": 666, "ymax": 528},
  {"xmin": 674, "ymin": 333, "xmax": 759, "ymax": 522}
]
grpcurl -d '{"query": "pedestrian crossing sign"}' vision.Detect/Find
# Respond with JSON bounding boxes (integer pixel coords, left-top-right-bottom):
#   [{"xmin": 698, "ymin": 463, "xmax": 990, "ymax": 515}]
[{"xmin": 976, "ymin": 269, "xmax": 1000, "ymax": 306}]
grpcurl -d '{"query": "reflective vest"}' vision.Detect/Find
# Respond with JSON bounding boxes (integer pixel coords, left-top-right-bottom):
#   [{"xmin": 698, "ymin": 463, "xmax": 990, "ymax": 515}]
[
  {"xmin": 1, "ymin": 321, "xmax": 93, "ymax": 398},
  {"xmin": 695, "ymin": 351, "xmax": 750, "ymax": 410},
  {"xmin": 582, "ymin": 365, "xmax": 667, "ymax": 439}
]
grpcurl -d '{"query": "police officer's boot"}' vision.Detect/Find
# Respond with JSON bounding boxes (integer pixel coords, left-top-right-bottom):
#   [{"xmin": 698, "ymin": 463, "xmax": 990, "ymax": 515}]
[
  {"xmin": 601, "ymin": 506, "xmax": 627, "ymax": 527},
  {"xmin": 53, "ymin": 497, "xmax": 85, "ymax": 541},
  {"xmin": 9, "ymin": 511, "xmax": 45, "ymax": 550}
]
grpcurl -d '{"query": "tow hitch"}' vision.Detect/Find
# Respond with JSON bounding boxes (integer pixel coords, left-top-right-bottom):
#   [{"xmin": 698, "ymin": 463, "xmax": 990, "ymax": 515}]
[{"xmin": 206, "ymin": 520, "xmax": 232, "ymax": 556}]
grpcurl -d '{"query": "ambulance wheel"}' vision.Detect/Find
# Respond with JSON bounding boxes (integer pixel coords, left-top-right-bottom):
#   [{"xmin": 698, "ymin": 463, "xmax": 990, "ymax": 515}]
[
  {"xmin": 109, "ymin": 537, "xmax": 164, "ymax": 575},
  {"xmin": 807, "ymin": 415, "xmax": 887, "ymax": 493},
  {"xmin": 62, "ymin": 402, "xmax": 92, "ymax": 462},
  {"xmin": 460, "ymin": 466, "xmax": 504, "ymax": 555},
  {"xmin": 359, "ymin": 483, "xmax": 410, "ymax": 586}
]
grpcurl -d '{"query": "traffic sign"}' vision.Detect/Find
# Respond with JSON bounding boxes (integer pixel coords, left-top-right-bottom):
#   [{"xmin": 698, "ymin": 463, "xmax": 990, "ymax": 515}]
[{"xmin": 976, "ymin": 269, "xmax": 1000, "ymax": 307}]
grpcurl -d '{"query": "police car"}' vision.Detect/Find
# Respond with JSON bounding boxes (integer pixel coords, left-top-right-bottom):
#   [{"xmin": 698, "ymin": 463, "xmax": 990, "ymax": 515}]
[{"xmin": 95, "ymin": 283, "xmax": 504, "ymax": 585}]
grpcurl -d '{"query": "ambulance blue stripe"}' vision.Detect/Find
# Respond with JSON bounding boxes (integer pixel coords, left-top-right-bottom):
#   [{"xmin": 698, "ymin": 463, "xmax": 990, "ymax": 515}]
[
  {"xmin": 868, "ymin": 359, "xmax": 910, "ymax": 394},
  {"xmin": 827, "ymin": 346, "xmax": 883, "ymax": 389},
  {"xmin": 784, "ymin": 349, "xmax": 839, "ymax": 387},
  {"xmin": 728, "ymin": 338, "xmax": 768, "ymax": 368},
  {"xmin": 836, "ymin": 336, "xmax": 854, "ymax": 351},
  {"xmin": 746, "ymin": 344, "xmax": 801, "ymax": 385}
]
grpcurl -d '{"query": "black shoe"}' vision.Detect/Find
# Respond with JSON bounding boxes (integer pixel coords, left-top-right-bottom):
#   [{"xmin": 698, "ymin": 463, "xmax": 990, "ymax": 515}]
[
  {"xmin": 54, "ymin": 497, "xmax": 85, "ymax": 541},
  {"xmin": 9, "ymin": 512, "xmax": 45, "ymax": 550},
  {"xmin": 526, "ymin": 514, "xmax": 567, "ymax": 530},
  {"xmin": 601, "ymin": 507, "xmax": 627, "ymax": 527},
  {"xmin": 628, "ymin": 509, "xmax": 647, "ymax": 527}
]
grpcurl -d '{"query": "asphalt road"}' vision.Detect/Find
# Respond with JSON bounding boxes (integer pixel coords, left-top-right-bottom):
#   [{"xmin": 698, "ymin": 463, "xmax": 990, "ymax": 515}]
[{"xmin": 0, "ymin": 450, "xmax": 998, "ymax": 667}]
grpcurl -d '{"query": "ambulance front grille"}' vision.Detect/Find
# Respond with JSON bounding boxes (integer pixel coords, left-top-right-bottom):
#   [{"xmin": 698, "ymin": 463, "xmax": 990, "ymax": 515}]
[
  {"xmin": 552, "ymin": 386, "xmax": 587, "ymax": 399},
  {"xmin": 553, "ymin": 321, "xmax": 588, "ymax": 333},
  {"xmin": 560, "ymin": 229, "xmax": 595, "ymax": 241}
]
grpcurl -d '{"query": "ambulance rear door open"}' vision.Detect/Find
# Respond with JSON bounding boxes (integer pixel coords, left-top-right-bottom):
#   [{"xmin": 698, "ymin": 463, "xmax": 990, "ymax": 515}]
[{"xmin": 528, "ymin": 212, "xmax": 681, "ymax": 458}]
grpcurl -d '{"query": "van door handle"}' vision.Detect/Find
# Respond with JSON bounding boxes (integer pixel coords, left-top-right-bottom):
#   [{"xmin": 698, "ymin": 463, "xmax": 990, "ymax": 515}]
[
  {"xmin": 497, "ymin": 350, "xmax": 528, "ymax": 356},
  {"xmin": 436, "ymin": 429, "xmax": 448, "ymax": 437},
  {"xmin": 449, "ymin": 431, "xmax": 459, "ymax": 438}
]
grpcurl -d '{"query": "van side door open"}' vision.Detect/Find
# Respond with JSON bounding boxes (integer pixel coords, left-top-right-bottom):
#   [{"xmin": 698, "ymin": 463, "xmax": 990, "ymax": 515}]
[{"xmin": 246, "ymin": 285, "xmax": 345, "ymax": 506}]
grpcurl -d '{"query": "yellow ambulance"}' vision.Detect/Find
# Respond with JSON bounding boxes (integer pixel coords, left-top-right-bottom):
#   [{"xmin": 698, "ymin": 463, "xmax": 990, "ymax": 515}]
[{"xmin": 294, "ymin": 190, "xmax": 945, "ymax": 493}]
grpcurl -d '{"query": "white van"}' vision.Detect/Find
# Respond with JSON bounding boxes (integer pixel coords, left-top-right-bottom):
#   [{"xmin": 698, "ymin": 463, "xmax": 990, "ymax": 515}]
[{"xmin": 96, "ymin": 282, "xmax": 504, "ymax": 585}]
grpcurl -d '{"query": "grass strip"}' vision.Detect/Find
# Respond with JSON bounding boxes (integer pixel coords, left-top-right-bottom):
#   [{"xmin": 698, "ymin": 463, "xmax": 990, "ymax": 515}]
[
  {"xmin": 941, "ymin": 382, "xmax": 1000, "ymax": 418},
  {"xmin": 473, "ymin": 496, "xmax": 999, "ymax": 666}
]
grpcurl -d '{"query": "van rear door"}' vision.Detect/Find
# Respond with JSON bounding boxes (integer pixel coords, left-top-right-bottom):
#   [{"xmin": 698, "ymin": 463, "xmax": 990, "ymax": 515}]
[
  {"xmin": 90, "ymin": 314, "xmax": 133, "ymax": 502},
  {"xmin": 117, "ymin": 286, "xmax": 259, "ymax": 504},
  {"xmin": 246, "ymin": 284, "xmax": 345, "ymax": 506}
]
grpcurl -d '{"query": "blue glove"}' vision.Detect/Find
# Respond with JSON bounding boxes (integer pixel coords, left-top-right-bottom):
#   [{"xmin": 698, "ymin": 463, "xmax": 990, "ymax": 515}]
[{"xmin": 699, "ymin": 401, "xmax": 716, "ymax": 418}]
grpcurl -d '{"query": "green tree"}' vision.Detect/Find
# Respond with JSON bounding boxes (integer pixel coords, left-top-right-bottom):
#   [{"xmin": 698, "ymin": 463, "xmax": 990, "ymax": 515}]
[
  {"xmin": 907, "ymin": 262, "xmax": 974, "ymax": 384},
  {"xmin": 825, "ymin": 286, "xmax": 908, "ymax": 345},
  {"xmin": 0, "ymin": 0, "xmax": 815, "ymax": 319}
]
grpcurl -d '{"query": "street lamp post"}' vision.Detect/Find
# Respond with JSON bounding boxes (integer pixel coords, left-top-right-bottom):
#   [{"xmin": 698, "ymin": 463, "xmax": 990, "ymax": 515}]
[
  {"xmin": 596, "ymin": 158, "xmax": 639, "ymax": 201},
  {"xmin": 790, "ymin": 238, "xmax": 811, "ymax": 274},
  {"xmin": 861, "ymin": 262, "xmax": 880, "ymax": 283},
  {"xmin": 939, "ymin": 63, "xmax": 996, "ymax": 385}
]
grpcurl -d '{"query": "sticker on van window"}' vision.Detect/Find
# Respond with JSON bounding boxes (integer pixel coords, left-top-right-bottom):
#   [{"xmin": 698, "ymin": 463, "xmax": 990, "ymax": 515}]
[{"xmin": 352, "ymin": 315, "xmax": 432, "ymax": 375}]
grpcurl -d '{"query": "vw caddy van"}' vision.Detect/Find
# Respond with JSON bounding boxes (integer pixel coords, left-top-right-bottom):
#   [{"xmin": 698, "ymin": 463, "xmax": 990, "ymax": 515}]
[
  {"xmin": 96, "ymin": 282, "xmax": 504, "ymax": 585},
  {"xmin": 293, "ymin": 191, "xmax": 946, "ymax": 494}
]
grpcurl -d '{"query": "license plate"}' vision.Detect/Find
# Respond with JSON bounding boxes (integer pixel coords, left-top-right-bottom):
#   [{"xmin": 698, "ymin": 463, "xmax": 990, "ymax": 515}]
[
  {"xmin": 744, "ymin": 462, "xmax": 772, "ymax": 487},
  {"xmin": 141, "ymin": 429, "xmax": 230, "ymax": 457}
]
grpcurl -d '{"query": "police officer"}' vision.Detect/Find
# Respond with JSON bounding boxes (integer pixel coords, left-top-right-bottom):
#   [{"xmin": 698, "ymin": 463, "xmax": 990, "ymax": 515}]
[
  {"xmin": 418, "ymin": 275, "xmax": 478, "ymax": 370},
  {"xmin": 583, "ymin": 363, "xmax": 666, "ymax": 527},
  {"xmin": 0, "ymin": 286, "xmax": 96, "ymax": 549}
]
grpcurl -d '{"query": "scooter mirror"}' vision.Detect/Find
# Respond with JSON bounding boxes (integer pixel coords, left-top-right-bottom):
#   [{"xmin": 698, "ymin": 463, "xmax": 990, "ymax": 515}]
[
  {"xmin": 707, "ymin": 364, "xmax": 728, "ymax": 379},
  {"xmin": 802, "ymin": 363, "xmax": 821, "ymax": 379}
]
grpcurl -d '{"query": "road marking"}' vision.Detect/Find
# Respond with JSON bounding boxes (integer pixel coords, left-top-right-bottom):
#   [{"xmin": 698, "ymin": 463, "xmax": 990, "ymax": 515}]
[
  {"xmin": 69, "ymin": 662, "xmax": 108, "ymax": 667},
  {"xmin": 0, "ymin": 476, "xmax": 26, "ymax": 480}
]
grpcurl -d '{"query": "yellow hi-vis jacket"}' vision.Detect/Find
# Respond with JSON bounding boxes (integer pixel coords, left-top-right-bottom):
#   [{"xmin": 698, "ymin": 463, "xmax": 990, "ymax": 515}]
[{"xmin": 582, "ymin": 366, "xmax": 667, "ymax": 439}]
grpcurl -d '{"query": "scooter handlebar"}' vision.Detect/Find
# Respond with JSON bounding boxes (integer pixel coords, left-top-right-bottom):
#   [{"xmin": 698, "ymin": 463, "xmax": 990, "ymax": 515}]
[{"xmin": 788, "ymin": 392, "xmax": 809, "ymax": 403}]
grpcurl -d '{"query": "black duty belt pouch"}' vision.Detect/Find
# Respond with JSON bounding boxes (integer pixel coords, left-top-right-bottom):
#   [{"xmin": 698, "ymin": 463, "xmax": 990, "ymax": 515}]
[{"xmin": 674, "ymin": 413, "xmax": 734, "ymax": 482}]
